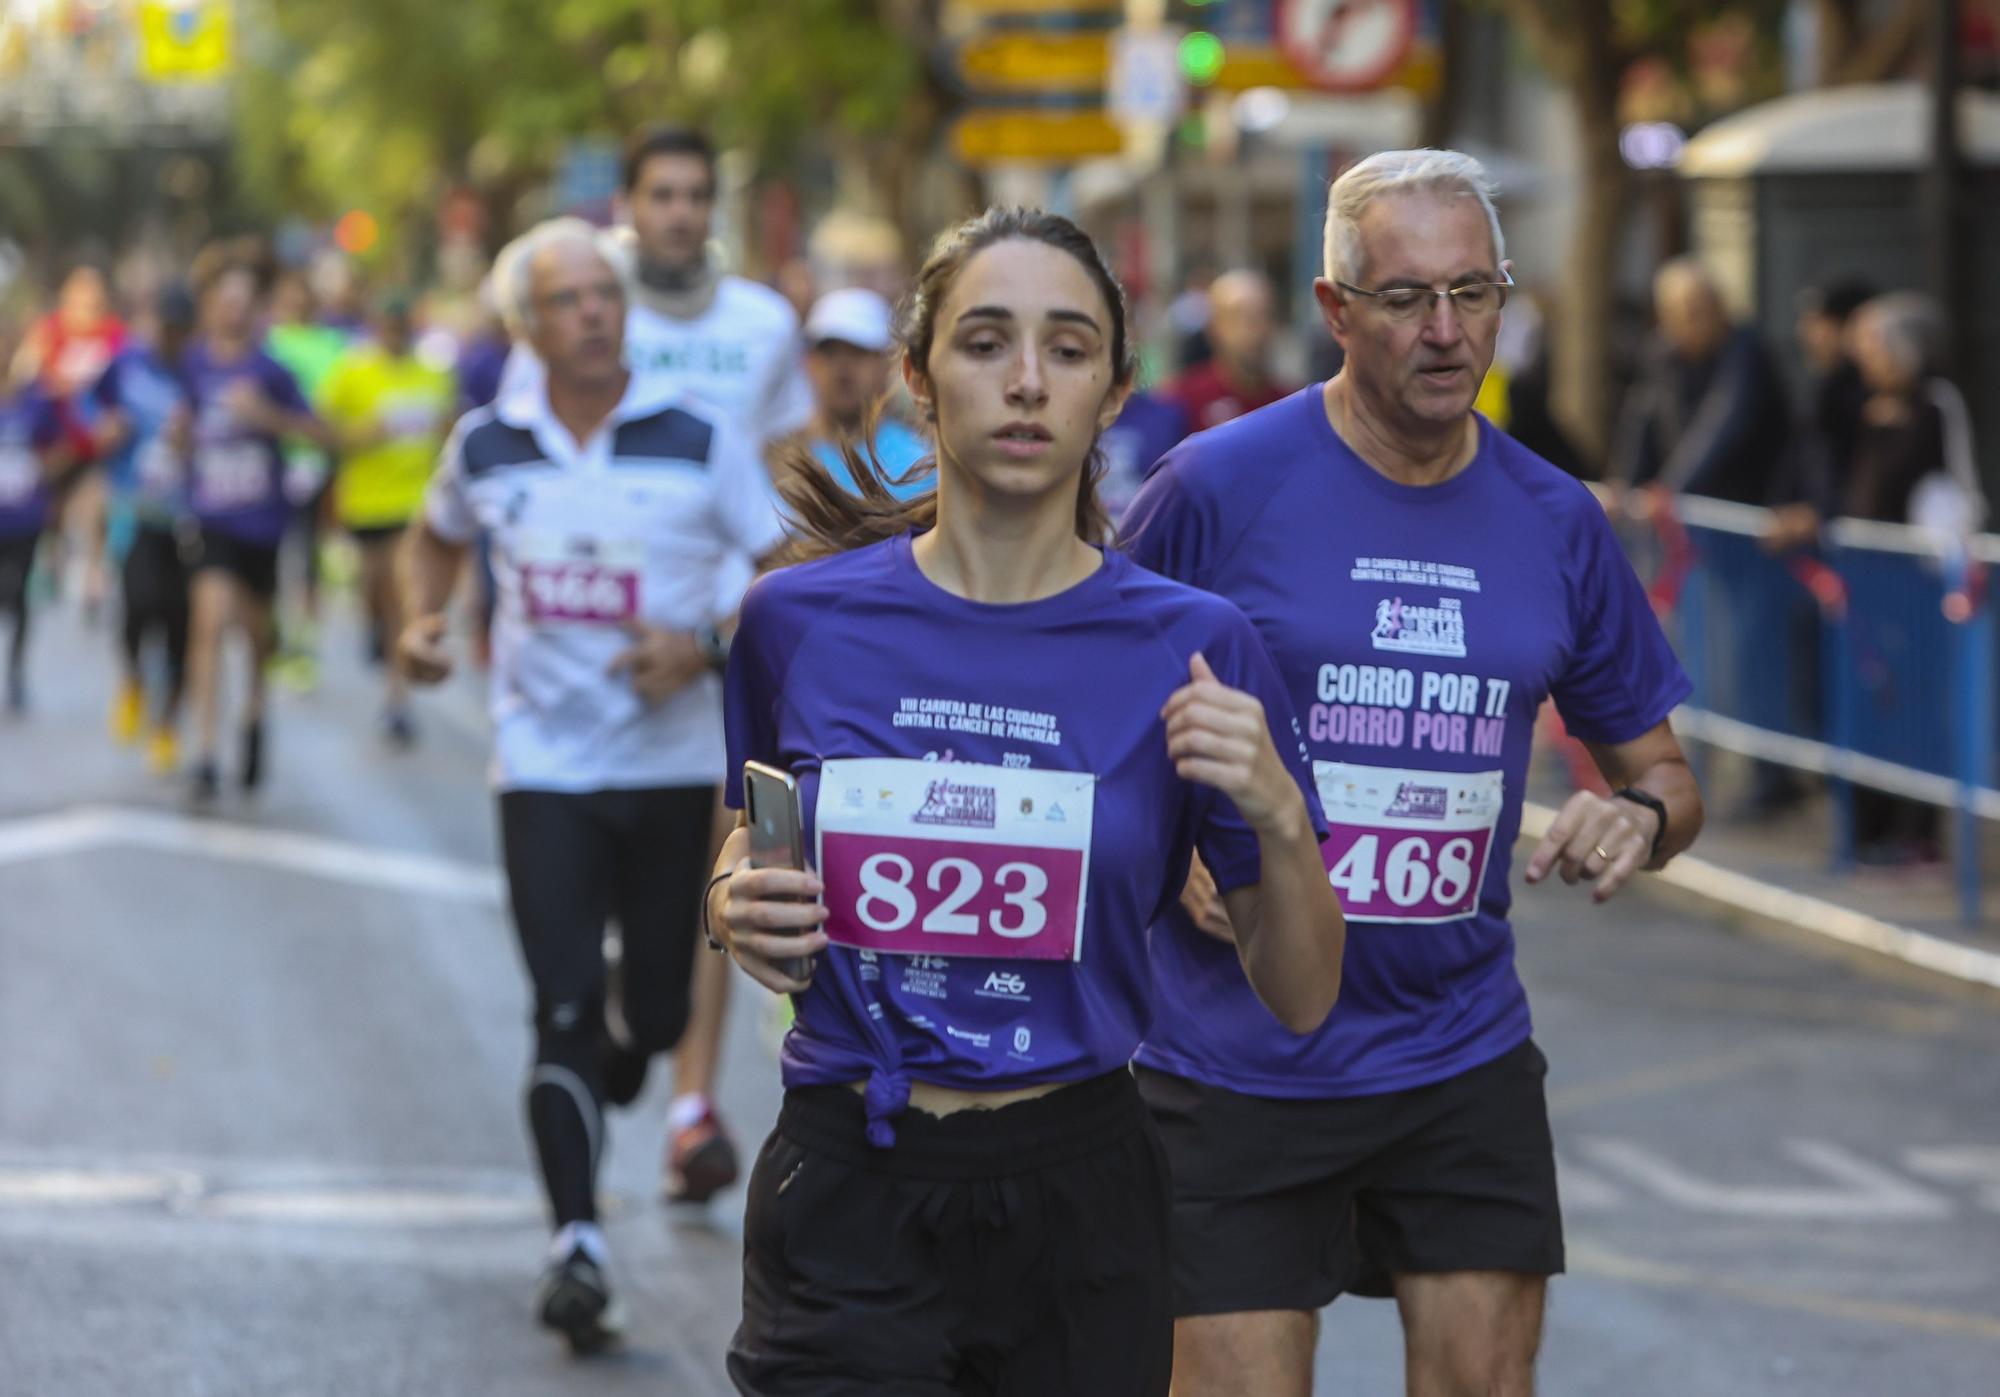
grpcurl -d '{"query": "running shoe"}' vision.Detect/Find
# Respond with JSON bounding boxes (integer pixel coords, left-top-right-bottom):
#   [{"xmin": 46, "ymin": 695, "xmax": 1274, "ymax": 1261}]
[
  {"xmin": 239, "ymin": 721, "xmax": 265, "ymax": 792},
  {"xmin": 663, "ymin": 1105, "xmax": 740, "ymax": 1204},
  {"xmin": 110, "ymin": 681, "xmax": 144, "ymax": 743},
  {"xmin": 533, "ymin": 1246, "xmax": 626, "ymax": 1355},
  {"xmin": 146, "ymin": 727, "xmax": 180, "ymax": 776},
  {"xmin": 188, "ymin": 760, "xmax": 220, "ymax": 807}
]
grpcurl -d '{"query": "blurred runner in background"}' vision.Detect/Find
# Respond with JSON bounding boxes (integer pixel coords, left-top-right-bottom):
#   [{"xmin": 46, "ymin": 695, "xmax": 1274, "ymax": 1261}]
[
  {"xmin": 265, "ymin": 267, "xmax": 352, "ymax": 691},
  {"xmin": 90, "ymin": 284, "xmax": 197, "ymax": 773},
  {"xmin": 179, "ymin": 248, "xmax": 332, "ymax": 804},
  {"xmin": 317, "ymin": 289, "xmax": 456, "ymax": 745},
  {"xmin": 796, "ymin": 287, "xmax": 929, "ymax": 500},
  {"xmin": 0, "ymin": 310, "xmax": 78, "ymax": 714}
]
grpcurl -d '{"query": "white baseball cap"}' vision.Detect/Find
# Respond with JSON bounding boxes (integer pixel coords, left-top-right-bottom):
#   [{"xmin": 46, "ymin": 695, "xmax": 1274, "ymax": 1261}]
[{"xmin": 804, "ymin": 287, "xmax": 895, "ymax": 352}]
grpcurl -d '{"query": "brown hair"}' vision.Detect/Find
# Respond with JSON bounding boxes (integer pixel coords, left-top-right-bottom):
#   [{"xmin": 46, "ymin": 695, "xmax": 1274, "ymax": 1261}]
[{"xmin": 778, "ymin": 207, "xmax": 1135, "ymax": 563}]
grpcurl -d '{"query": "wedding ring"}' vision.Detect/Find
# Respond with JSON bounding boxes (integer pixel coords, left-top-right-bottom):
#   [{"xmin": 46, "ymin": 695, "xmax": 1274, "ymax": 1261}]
[{"xmin": 1592, "ymin": 845, "xmax": 1611, "ymax": 862}]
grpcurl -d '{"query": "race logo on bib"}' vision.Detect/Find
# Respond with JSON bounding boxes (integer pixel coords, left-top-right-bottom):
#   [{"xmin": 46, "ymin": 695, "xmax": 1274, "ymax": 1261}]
[{"xmin": 913, "ymin": 779, "xmax": 997, "ymax": 829}]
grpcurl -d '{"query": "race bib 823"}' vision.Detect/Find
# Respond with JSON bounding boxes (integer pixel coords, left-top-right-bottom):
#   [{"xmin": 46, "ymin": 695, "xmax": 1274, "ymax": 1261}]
[{"xmin": 815, "ymin": 758, "xmax": 1096, "ymax": 962}]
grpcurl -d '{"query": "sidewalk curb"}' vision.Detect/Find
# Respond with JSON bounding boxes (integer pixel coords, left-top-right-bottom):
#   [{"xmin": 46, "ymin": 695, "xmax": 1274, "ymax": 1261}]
[{"xmin": 1519, "ymin": 802, "xmax": 2000, "ymax": 1006}]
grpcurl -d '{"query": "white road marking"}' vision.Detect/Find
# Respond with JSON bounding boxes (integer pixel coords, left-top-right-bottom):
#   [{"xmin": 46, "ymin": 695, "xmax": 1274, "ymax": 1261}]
[
  {"xmin": 1520, "ymin": 800, "xmax": 2000, "ymax": 992},
  {"xmin": 1583, "ymin": 1137, "xmax": 1955, "ymax": 1219},
  {"xmin": 0, "ymin": 804, "xmax": 502, "ymax": 906},
  {"xmin": 197, "ymin": 1189, "xmax": 542, "ymax": 1226},
  {"xmin": 1902, "ymin": 1147, "xmax": 2000, "ymax": 1212},
  {"xmin": 0, "ymin": 1168, "xmax": 200, "ymax": 1207},
  {"xmin": 1554, "ymin": 1155, "xmax": 1625, "ymax": 1210}
]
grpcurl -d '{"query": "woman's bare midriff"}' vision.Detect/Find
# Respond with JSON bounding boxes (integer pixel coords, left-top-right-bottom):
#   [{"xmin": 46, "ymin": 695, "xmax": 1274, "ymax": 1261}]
[{"xmin": 844, "ymin": 1078, "xmax": 1062, "ymax": 1118}]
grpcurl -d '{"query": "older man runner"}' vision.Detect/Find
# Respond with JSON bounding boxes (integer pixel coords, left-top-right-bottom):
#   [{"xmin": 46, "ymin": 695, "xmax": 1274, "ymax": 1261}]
[
  {"xmin": 502, "ymin": 126, "xmax": 811, "ymax": 1203},
  {"xmin": 399, "ymin": 219, "xmax": 786, "ymax": 1352},
  {"xmin": 1121, "ymin": 149, "xmax": 1706, "ymax": 1397}
]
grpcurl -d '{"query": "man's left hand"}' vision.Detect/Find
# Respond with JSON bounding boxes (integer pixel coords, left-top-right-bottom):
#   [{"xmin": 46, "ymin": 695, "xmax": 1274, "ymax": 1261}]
[{"xmin": 1524, "ymin": 789, "xmax": 1660, "ymax": 905}]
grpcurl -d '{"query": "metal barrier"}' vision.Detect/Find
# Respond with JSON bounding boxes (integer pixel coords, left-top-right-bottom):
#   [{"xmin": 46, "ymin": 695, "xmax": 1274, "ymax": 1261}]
[{"xmin": 1609, "ymin": 490, "xmax": 1998, "ymax": 928}]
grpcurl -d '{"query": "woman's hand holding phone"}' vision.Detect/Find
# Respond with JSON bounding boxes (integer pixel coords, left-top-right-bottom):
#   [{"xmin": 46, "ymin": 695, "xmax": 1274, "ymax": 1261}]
[{"xmin": 714, "ymin": 855, "xmax": 829, "ymax": 995}]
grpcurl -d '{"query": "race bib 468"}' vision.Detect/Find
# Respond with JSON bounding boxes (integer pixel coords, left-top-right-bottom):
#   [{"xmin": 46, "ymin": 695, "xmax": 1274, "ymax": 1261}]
[
  {"xmin": 816, "ymin": 758, "xmax": 1096, "ymax": 962},
  {"xmin": 1314, "ymin": 762, "xmax": 1504, "ymax": 924}
]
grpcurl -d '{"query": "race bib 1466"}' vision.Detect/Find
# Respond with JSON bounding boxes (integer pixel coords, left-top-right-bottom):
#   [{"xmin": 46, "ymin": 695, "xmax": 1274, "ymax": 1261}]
[
  {"xmin": 816, "ymin": 758, "xmax": 1096, "ymax": 962},
  {"xmin": 1314, "ymin": 762, "xmax": 1504, "ymax": 924},
  {"xmin": 515, "ymin": 532, "xmax": 641, "ymax": 625}
]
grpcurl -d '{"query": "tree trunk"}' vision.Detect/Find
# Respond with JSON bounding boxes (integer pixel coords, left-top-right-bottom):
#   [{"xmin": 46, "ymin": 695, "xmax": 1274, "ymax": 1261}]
[
  {"xmin": 1816, "ymin": 0, "xmax": 1929, "ymax": 83},
  {"xmin": 1544, "ymin": 0, "xmax": 1629, "ymax": 470},
  {"xmin": 1552, "ymin": 129, "xmax": 1630, "ymax": 470}
]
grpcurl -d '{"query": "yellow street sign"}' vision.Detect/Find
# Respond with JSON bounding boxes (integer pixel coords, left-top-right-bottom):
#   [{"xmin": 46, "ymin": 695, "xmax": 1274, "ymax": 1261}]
[
  {"xmin": 951, "ymin": 109, "xmax": 1125, "ymax": 166},
  {"xmin": 1210, "ymin": 41, "xmax": 1440, "ymax": 98},
  {"xmin": 138, "ymin": 0, "xmax": 230, "ymax": 82},
  {"xmin": 957, "ymin": 31, "xmax": 1112, "ymax": 92},
  {"xmin": 946, "ymin": 0, "xmax": 1121, "ymax": 16}
]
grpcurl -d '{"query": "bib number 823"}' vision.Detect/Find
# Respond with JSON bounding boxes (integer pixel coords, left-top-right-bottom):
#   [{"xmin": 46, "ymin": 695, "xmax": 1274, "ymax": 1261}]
[
  {"xmin": 1326, "ymin": 833, "xmax": 1477, "ymax": 912},
  {"xmin": 856, "ymin": 853, "xmax": 1048, "ymax": 939},
  {"xmin": 818, "ymin": 830, "xmax": 1085, "ymax": 961}
]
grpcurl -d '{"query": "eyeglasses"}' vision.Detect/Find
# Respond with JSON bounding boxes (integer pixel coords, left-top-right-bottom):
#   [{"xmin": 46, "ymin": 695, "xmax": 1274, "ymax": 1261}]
[{"xmin": 1334, "ymin": 272, "xmax": 1515, "ymax": 322}]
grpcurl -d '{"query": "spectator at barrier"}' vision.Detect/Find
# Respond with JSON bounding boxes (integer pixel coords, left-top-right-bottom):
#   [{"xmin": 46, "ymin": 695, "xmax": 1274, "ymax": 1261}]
[
  {"xmin": 1162, "ymin": 269, "xmax": 1297, "ymax": 434},
  {"xmin": 1610, "ymin": 258, "xmax": 1792, "ymax": 507},
  {"xmin": 1837, "ymin": 291, "xmax": 1986, "ymax": 866},
  {"xmin": 1846, "ymin": 293, "xmax": 1986, "ymax": 537},
  {"xmin": 1763, "ymin": 278, "xmax": 1877, "ymax": 553},
  {"xmin": 1615, "ymin": 259, "xmax": 1802, "ymax": 815}
]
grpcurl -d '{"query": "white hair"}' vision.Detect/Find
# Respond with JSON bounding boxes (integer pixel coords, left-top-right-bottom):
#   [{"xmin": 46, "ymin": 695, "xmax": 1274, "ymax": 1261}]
[
  {"xmin": 492, "ymin": 217, "xmax": 632, "ymax": 338},
  {"xmin": 1322, "ymin": 149, "xmax": 1505, "ymax": 285},
  {"xmin": 1860, "ymin": 291, "xmax": 1947, "ymax": 377}
]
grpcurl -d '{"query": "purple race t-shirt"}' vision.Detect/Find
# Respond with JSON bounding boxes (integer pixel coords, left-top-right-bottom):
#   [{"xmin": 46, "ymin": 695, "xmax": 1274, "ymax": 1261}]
[
  {"xmin": 180, "ymin": 342, "xmax": 310, "ymax": 545},
  {"xmin": 0, "ymin": 385, "xmax": 63, "ymax": 537},
  {"xmin": 1121, "ymin": 385, "xmax": 1691, "ymax": 1097},
  {"xmin": 725, "ymin": 533, "xmax": 1326, "ymax": 1144}
]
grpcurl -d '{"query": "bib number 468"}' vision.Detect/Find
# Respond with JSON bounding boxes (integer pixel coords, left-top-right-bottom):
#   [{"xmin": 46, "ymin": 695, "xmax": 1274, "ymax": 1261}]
[{"xmin": 1324, "ymin": 830, "xmax": 1484, "ymax": 921}]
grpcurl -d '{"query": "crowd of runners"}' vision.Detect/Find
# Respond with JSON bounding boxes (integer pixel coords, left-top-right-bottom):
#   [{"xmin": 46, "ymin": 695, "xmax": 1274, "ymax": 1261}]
[{"xmin": 3, "ymin": 130, "xmax": 1707, "ymax": 1396}]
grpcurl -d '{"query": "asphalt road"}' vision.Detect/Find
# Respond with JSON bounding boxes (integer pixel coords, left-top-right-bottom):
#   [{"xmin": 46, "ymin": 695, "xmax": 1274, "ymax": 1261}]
[{"xmin": 3, "ymin": 589, "xmax": 1997, "ymax": 1396}]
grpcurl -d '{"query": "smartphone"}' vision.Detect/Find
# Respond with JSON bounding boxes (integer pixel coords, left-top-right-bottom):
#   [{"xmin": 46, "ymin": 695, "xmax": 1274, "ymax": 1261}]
[{"xmin": 743, "ymin": 761, "xmax": 817, "ymax": 983}]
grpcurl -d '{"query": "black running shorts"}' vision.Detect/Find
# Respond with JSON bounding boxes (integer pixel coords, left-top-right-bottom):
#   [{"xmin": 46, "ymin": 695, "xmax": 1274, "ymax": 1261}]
[
  {"xmin": 193, "ymin": 528, "xmax": 281, "ymax": 600},
  {"xmin": 728, "ymin": 1070, "xmax": 1173, "ymax": 1397},
  {"xmin": 1137, "ymin": 1038, "xmax": 1564, "ymax": 1315}
]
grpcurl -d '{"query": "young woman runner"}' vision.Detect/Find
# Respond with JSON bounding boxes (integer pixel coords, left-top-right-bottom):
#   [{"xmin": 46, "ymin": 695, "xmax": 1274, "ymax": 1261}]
[{"xmin": 708, "ymin": 206, "xmax": 1346, "ymax": 1396}]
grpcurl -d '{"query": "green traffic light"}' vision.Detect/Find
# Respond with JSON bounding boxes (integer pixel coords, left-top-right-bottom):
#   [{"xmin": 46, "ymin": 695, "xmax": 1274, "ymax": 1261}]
[{"xmin": 1179, "ymin": 30, "xmax": 1224, "ymax": 86}]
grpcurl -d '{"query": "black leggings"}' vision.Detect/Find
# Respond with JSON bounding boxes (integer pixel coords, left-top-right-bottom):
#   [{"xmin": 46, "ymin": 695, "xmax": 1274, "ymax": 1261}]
[
  {"xmin": 0, "ymin": 532, "xmax": 37, "ymax": 689},
  {"xmin": 498, "ymin": 784, "xmax": 716, "ymax": 1226},
  {"xmin": 121, "ymin": 524, "xmax": 190, "ymax": 714}
]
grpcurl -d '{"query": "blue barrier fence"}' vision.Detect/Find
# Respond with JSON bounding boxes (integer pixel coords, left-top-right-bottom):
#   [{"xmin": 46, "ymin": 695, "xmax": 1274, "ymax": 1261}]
[{"xmin": 1611, "ymin": 493, "xmax": 1998, "ymax": 928}]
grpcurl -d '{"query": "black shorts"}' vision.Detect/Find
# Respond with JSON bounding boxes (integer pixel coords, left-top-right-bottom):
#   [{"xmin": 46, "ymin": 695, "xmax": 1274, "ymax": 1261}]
[
  {"xmin": 193, "ymin": 529, "xmax": 281, "ymax": 600},
  {"xmin": 728, "ymin": 1070, "xmax": 1173, "ymax": 1397},
  {"xmin": 346, "ymin": 522, "xmax": 406, "ymax": 548},
  {"xmin": 0, "ymin": 532, "xmax": 36, "ymax": 608},
  {"xmin": 1137, "ymin": 1038, "xmax": 1564, "ymax": 1315}
]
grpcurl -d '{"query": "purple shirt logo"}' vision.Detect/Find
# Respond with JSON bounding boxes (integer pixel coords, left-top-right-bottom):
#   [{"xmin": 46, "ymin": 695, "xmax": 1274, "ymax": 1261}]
[
  {"xmin": 912, "ymin": 779, "xmax": 998, "ymax": 829},
  {"xmin": 1371, "ymin": 595, "xmax": 1467, "ymax": 658}
]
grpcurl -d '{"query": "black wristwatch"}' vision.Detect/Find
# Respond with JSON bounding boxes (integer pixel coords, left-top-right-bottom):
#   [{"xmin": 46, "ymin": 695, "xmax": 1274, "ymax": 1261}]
[
  {"xmin": 1613, "ymin": 786, "xmax": 1668, "ymax": 862},
  {"xmin": 695, "ymin": 621, "xmax": 731, "ymax": 674}
]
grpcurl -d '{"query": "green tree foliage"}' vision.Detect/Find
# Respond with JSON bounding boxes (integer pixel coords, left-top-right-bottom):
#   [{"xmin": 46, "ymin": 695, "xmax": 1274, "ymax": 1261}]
[{"xmin": 232, "ymin": 0, "xmax": 929, "ymax": 254}]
